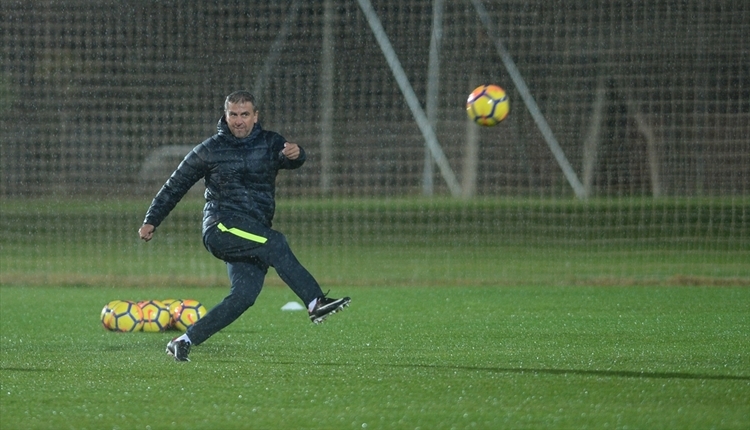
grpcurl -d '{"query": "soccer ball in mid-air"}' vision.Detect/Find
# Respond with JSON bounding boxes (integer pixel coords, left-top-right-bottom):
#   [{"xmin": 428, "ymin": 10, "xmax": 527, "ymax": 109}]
[
  {"xmin": 107, "ymin": 301, "xmax": 144, "ymax": 332},
  {"xmin": 466, "ymin": 84, "xmax": 510, "ymax": 126},
  {"xmin": 172, "ymin": 299, "xmax": 207, "ymax": 332},
  {"xmin": 100, "ymin": 300, "xmax": 124, "ymax": 331},
  {"xmin": 139, "ymin": 300, "xmax": 172, "ymax": 333}
]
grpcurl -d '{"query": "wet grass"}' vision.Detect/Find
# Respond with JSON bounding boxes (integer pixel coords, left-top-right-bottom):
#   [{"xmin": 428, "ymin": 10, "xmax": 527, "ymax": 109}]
[
  {"xmin": 1, "ymin": 197, "xmax": 748, "ymax": 427},
  {"xmin": 1, "ymin": 285, "xmax": 749, "ymax": 429}
]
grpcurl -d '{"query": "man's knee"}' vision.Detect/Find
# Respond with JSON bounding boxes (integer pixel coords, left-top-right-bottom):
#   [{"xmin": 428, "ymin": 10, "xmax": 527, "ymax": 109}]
[
  {"xmin": 229, "ymin": 293, "xmax": 256, "ymax": 312},
  {"xmin": 265, "ymin": 230, "xmax": 291, "ymax": 253}
]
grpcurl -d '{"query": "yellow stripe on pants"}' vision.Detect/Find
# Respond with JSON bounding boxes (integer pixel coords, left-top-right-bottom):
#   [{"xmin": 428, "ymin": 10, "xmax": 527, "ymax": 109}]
[{"xmin": 217, "ymin": 223, "xmax": 268, "ymax": 244}]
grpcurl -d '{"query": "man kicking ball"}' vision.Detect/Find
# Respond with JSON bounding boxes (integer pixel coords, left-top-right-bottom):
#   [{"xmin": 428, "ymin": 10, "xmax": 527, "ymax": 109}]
[{"xmin": 139, "ymin": 90, "xmax": 350, "ymax": 362}]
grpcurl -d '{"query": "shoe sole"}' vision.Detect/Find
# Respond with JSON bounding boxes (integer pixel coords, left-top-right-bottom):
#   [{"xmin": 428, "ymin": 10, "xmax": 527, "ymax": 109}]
[
  {"xmin": 166, "ymin": 344, "xmax": 190, "ymax": 362},
  {"xmin": 311, "ymin": 299, "xmax": 350, "ymax": 324}
]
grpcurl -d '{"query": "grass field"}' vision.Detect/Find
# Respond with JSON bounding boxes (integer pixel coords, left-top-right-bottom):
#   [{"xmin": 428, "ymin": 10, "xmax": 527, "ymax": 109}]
[
  {"xmin": 1, "ymin": 197, "xmax": 748, "ymax": 428},
  {"xmin": 2, "ymin": 197, "xmax": 748, "ymax": 288},
  {"xmin": 1, "ymin": 285, "xmax": 748, "ymax": 429}
]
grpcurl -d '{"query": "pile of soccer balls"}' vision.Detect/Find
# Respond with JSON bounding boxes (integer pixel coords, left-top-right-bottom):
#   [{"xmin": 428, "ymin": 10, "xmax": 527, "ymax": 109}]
[{"xmin": 100, "ymin": 299, "xmax": 207, "ymax": 333}]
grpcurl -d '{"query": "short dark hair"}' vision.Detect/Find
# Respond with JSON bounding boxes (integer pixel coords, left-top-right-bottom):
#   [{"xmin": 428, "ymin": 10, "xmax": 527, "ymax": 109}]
[{"xmin": 224, "ymin": 90, "xmax": 257, "ymax": 111}]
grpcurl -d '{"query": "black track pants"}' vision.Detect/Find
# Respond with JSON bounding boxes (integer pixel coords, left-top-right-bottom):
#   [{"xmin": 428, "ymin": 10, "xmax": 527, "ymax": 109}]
[{"xmin": 186, "ymin": 218, "xmax": 323, "ymax": 345}]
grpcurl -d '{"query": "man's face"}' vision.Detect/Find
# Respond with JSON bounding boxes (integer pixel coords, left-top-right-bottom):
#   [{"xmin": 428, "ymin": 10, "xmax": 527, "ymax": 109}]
[{"xmin": 225, "ymin": 101, "xmax": 258, "ymax": 138}]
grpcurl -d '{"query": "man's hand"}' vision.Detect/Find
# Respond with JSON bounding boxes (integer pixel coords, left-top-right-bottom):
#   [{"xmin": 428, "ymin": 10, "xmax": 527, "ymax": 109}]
[
  {"xmin": 139, "ymin": 224, "xmax": 155, "ymax": 242},
  {"xmin": 281, "ymin": 142, "xmax": 300, "ymax": 160}
]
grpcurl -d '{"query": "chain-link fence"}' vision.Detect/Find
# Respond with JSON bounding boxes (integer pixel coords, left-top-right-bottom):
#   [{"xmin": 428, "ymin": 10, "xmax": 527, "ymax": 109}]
[
  {"xmin": 2, "ymin": 0, "xmax": 747, "ymax": 198},
  {"xmin": 1, "ymin": 1, "xmax": 747, "ymax": 287}
]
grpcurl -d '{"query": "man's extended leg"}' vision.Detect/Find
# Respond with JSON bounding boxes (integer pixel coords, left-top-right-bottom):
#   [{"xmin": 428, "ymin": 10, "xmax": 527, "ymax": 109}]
[
  {"xmin": 253, "ymin": 230, "xmax": 350, "ymax": 323},
  {"xmin": 204, "ymin": 219, "xmax": 349, "ymax": 324},
  {"xmin": 255, "ymin": 230, "xmax": 323, "ymax": 305}
]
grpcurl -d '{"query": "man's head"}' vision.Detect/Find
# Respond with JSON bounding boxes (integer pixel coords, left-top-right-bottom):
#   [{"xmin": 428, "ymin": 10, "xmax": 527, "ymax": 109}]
[{"xmin": 224, "ymin": 90, "xmax": 259, "ymax": 139}]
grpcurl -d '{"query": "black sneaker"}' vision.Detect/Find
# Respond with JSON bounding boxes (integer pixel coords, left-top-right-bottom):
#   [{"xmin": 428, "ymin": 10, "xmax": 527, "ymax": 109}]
[
  {"xmin": 166, "ymin": 338, "xmax": 191, "ymax": 362},
  {"xmin": 309, "ymin": 295, "xmax": 351, "ymax": 324}
]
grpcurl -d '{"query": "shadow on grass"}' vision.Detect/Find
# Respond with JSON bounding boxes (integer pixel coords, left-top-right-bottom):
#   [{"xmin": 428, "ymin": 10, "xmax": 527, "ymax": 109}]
[
  {"xmin": 269, "ymin": 361, "xmax": 750, "ymax": 382},
  {"xmin": 437, "ymin": 364, "xmax": 750, "ymax": 381},
  {"xmin": 0, "ymin": 367, "xmax": 55, "ymax": 372}
]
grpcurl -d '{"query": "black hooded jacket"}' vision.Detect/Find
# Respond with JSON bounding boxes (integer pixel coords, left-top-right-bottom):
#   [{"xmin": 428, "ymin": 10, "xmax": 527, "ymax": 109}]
[{"xmin": 143, "ymin": 117, "xmax": 305, "ymax": 232}]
